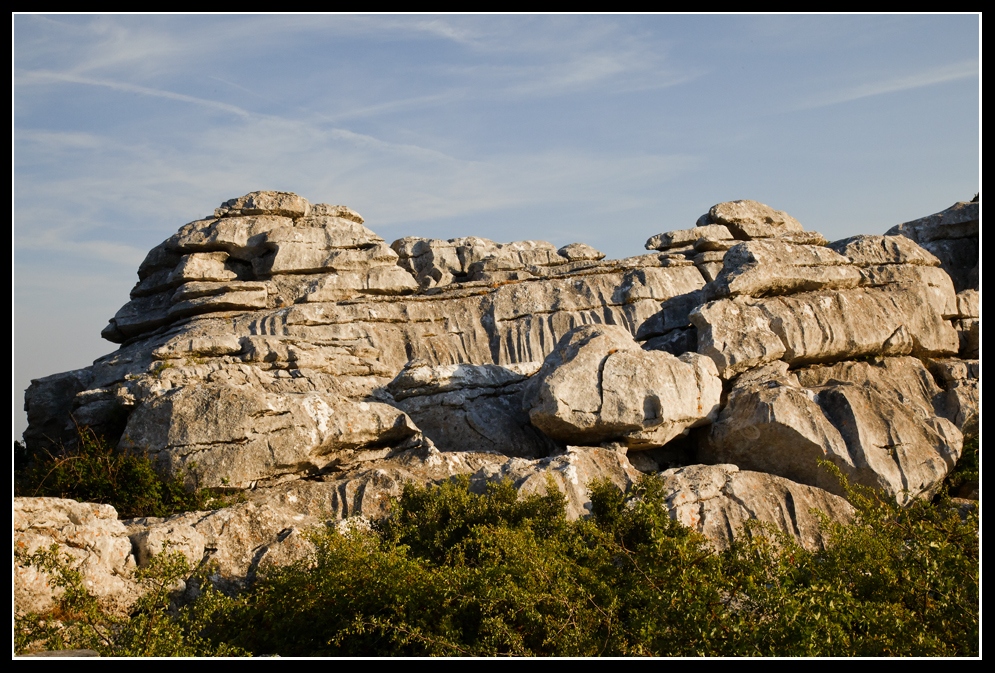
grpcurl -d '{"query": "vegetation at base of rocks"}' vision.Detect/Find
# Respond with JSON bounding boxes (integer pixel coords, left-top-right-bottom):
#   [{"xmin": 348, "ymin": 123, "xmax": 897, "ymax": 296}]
[
  {"xmin": 14, "ymin": 465, "xmax": 978, "ymax": 657},
  {"xmin": 14, "ymin": 427, "xmax": 244, "ymax": 519},
  {"xmin": 945, "ymin": 425, "xmax": 979, "ymax": 496},
  {"xmin": 14, "ymin": 542, "xmax": 248, "ymax": 657},
  {"xmin": 208, "ymin": 471, "xmax": 978, "ymax": 657}
]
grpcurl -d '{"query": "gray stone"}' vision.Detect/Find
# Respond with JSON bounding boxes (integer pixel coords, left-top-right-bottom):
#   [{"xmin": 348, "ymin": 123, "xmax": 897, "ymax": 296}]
[
  {"xmin": 924, "ymin": 358, "xmax": 979, "ymax": 429},
  {"xmin": 956, "ymin": 289, "xmax": 979, "ymax": 318},
  {"xmin": 641, "ymin": 327, "xmax": 697, "ymax": 356},
  {"xmin": 885, "ymin": 200, "xmax": 978, "ymax": 293},
  {"xmin": 692, "ymin": 285, "xmax": 959, "ymax": 379},
  {"xmin": 690, "ymin": 297, "xmax": 787, "ymax": 379},
  {"xmin": 702, "ymin": 359, "xmax": 963, "ymax": 505},
  {"xmin": 886, "ymin": 200, "xmax": 979, "ymax": 244},
  {"xmin": 23, "ymin": 369, "xmax": 95, "ymax": 454},
  {"xmin": 635, "ymin": 289, "xmax": 705, "ymax": 341},
  {"xmin": 215, "ymin": 190, "xmax": 311, "ymax": 219},
  {"xmin": 659, "ymin": 464, "xmax": 855, "ymax": 551},
  {"xmin": 389, "ymin": 361, "xmax": 557, "ymax": 458},
  {"xmin": 558, "ymin": 242, "xmax": 606, "ymax": 261},
  {"xmin": 693, "ymin": 237, "xmax": 737, "ymax": 253},
  {"xmin": 706, "ymin": 240, "xmax": 861, "ymax": 299},
  {"xmin": 854, "ymin": 265, "xmax": 957, "ymax": 318},
  {"xmin": 118, "ymin": 384, "xmax": 429, "ymax": 489},
  {"xmin": 920, "ymin": 238, "xmax": 978, "ymax": 293},
  {"xmin": 309, "ymin": 203, "xmax": 365, "ymax": 223},
  {"xmin": 172, "ymin": 215, "xmax": 293, "ymax": 261},
  {"xmin": 708, "ymin": 200, "xmax": 804, "ymax": 239},
  {"xmin": 645, "ymin": 225, "xmax": 732, "ymax": 251},
  {"xmin": 523, "ymin": 324, "xmax": 721, "ymax": 449},
  {"xmin": 828, "ymin": 234, "xmax": 941, "ymax": 267},
  {"xmin": 14, "ymin": 498, "xmax": 139, "ymax": 617}
]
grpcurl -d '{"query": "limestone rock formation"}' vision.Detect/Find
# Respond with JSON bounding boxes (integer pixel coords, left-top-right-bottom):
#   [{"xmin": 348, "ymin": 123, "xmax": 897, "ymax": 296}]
[
  {"xmin": 522, "ymin": 324, "xmax": 722, "ymax": 450},
  {"xmin": 700, "ymin": 357, "xmax": 963, "ymax": 504},
  {"xmin": 658, "ymin": 464, "xmax": 856, "ymax": 551},
  {"xmin": 14, "ymin": 498, "xmax": 139, "ymax": 617},
  {"xmin": 704, "ymin": 199, "xmax": 805, "ymax": 239},
  {"xmin": 886, "ymin": 199, "xmax": 979, "ymax": 293},
  {"xmin": 389, "ymin": 360, "xmax": 558, "ymax": 458},
  {"xmin": 18, "ymin": 191, "xmax": 979, "ymax": 611}
]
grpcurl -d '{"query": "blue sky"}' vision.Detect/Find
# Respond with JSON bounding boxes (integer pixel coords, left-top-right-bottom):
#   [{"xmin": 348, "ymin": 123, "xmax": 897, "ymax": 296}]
[{"xmin": 13, "ymin": 14, "xmax": 980, "ymax": 440}]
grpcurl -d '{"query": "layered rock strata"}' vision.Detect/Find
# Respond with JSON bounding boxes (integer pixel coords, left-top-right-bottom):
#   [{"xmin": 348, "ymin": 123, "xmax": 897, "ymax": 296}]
[{"xmin": 19, "ymin": 191, "xmax": 978, "ymax": 615}]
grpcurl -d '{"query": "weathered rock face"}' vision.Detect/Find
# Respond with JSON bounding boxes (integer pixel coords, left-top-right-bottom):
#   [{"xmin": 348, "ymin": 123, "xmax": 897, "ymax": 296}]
[
  {"xmin": 522, "ymin": 324, "xmax": 722, "ymax": 450},
  {"xmin": 18, "ymin": 192, "xmax": 979, "ymax": 611},
  {"xmin": 886, "ymin": 199, "xmax": 979, "ymax": 293},
  {"xmin": 658, "ymin": 464, "xmax": 855, "ymax": 551},
  {"xmin": 14, "ymin": 498, "xmax": 139, "ymax": 617},
  {"xmin": 700, "ymin": 357, "xmax": 963, "ymax": 504},
  {"xmin": 388, "ymin": 361, "xmax": 558, "ymax": 458},
  {"xmin": 118, "ymin": 384, "xmax": 429, "ymax": 489},
  {"xmin": 705, "ymin": 199, "xmax": 805, "ymax": 239}
]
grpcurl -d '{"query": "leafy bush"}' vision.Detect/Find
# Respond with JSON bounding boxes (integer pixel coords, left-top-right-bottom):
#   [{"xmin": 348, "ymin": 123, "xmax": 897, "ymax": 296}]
[
  {"xmin": 15, "ymin": 466, "xmax": 978, "ymax": 656},
  {"xmin": 717, "ymin": 462, "xmax": 979, "ymax": 656},
  {"xmin": 14, "ymin": 542, "xmax": 248, "ymax": 656},
  {"xmin": 208, "ymin": 470, "xmax": 979, "ymax": 656},
  {"xmin": 14, "ymin": 427, "xmax": 242, "ymax": 519}
]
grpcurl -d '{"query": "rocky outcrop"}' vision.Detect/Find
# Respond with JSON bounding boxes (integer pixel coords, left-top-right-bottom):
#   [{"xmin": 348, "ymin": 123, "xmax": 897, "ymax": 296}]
[
  {"xmin": 659, "ymin": 464, "xmax": 855, "ymax": 551},
  {"xmin": 18, "ymin": 191, "xmax": 979, "ymax": 613},
  {"xmin": 700, "ymin": 357, "xmax": 963, "ymax": 504},
  {"xmin": 886, "ymin": 199, "xmax": 979, "ymax": 293},
  {"xmin": 522, "ymin": 324, "xmax": 721, "ymax": 450},
  {"xmin": 14, "ymin": 498, "xmax": 139, "ymax": 617}
]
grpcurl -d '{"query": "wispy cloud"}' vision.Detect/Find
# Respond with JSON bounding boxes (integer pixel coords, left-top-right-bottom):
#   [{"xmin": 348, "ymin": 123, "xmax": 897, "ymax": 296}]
[
  {"xmin": 17, "ymin": 232, "xmax": 149, "ymax": 269},
  {"xmin": 16, "ymin": 128, "xmax": 105, "ymax": 150},
  {"xmin": 18, "ymin": 69, "xmax": 252, "ymax": 117},
  {"xmin": 317, "ymin": 92, "xmax": 465, "ymax": 123},
  {"xmin": 793, "ymin": 59, "xmax": 978, "ymax": 111}
]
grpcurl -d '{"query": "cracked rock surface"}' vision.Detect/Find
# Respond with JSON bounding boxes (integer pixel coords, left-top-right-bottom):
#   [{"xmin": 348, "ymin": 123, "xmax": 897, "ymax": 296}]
[{"xmin": 18, "ymin": 192, "xmax": 978, "ymax": 606}]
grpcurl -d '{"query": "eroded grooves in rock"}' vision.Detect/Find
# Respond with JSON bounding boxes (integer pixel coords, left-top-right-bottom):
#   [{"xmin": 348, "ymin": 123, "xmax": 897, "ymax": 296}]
[{"xmin": 18, "ymin": 191, "xmax": 978, "ymax": 607}]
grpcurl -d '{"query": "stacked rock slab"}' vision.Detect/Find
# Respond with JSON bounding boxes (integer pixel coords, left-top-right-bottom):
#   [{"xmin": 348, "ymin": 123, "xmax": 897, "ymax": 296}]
[
  {"xmin": 886, "ymin": 198, "xmax": 979, "ymax": 294},
  {"xmin": 635, "ymin": 199, "xmax": 974, "ymax": 506},
  {"xmin": 18, "ymin": 192, "xmax": 978, "ymax": 614}
]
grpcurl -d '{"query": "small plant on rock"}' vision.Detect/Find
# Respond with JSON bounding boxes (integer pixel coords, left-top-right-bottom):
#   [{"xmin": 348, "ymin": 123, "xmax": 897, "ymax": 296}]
[{"xmin": 15, "ymin": 427, "xmax": 243, "ymax": 519}]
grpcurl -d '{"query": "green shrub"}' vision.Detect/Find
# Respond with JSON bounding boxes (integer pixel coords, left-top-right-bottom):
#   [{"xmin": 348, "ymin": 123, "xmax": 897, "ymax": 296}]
[
  {"xmin": 14, "ymin": 427, "xmax": 243, "ymax": 519},
  {"xmin": 717, "ymin": 462, "xmax": 979, "ymax": 656},
  {"xmin": 946, "ymin": 428, "xmax": 979, "ymax": 495},
  {"xmin": 14, "ymin": 542, "xmax": 248, "ymax": 656},
  {"xmin": 216, "ymin": 476, "xmax": 625, "ymax": 656},
  {"xmin": 210, "ymin": 469, "xmax": 978, "ymax": 657},
  {"xmin": 14, "ymin": 463, "xmax": 979, "ymax": 656}
]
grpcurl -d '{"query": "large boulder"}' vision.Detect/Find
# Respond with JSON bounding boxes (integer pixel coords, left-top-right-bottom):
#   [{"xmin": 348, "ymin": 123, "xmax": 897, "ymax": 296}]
[
  {"xmin": 658, "ymin": 463, "xmax": 855, "ymax": 552},
  {"xmin": 706, "ymin": 199, "xmax": 805, "ymax": 239},
  {"xmin": 118, "ymin": 383, "xmax": 429, "ymax": 489},
  {"xmin": 523, "ymin": 324, "xmax": 722, "ymax": 449},
  {"xmin": 14, "ymin": 498, "xmax": 139, "ymax": 617},
  {"xmin": 701, "ymin": 357, "xmax": 963, "ymax": 504}
]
